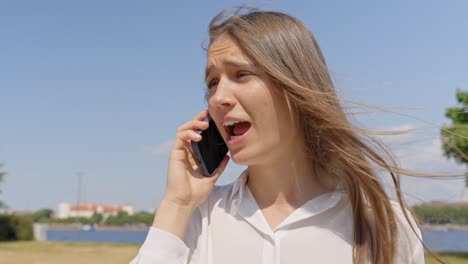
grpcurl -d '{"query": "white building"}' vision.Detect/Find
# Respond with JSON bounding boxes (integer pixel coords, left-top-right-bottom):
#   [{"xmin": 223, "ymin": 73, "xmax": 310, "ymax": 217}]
[{"xmin": 57, "ymin": 202, "xmax": 134, "ymax": 219}]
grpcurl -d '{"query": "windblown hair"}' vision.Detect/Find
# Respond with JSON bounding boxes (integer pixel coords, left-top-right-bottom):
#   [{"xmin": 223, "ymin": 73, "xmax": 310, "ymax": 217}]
[{"xmin": 207, "ymin": 8, "xmax": 435, "ymax": 264}]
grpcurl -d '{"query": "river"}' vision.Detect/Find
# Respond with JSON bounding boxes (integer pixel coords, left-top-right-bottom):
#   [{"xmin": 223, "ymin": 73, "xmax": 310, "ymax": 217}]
[{"xmin": 45, "ymin": 229, "xmax": 468, "ymax": 252}]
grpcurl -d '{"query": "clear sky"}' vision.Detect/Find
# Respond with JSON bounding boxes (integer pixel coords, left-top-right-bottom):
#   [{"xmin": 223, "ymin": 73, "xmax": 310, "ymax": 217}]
[{"xmin": 1, "ymin": 0, "xmax": 467, "ymax": 212}]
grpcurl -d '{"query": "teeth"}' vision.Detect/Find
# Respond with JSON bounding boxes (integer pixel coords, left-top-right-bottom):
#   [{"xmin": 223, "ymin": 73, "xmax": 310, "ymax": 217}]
[
  {"xmin": 223, "ymin": 120, "xmax": 240, "ymax": 127},
  {"xmin": 231, "ymin": 135, "xmax": 239, "ymax": 140}
]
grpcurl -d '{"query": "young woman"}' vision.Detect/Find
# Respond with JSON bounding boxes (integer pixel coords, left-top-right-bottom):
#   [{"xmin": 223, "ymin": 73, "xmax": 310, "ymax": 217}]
[{"xmin": 131, "ymin": 9, "xmax": 426, "ymax": 264}]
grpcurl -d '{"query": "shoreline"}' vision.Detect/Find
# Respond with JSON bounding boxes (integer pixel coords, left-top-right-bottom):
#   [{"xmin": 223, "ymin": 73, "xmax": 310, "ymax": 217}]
[
  {"xmin": 39, "ymin": 223, "xmax": 468, "ymax": 231},
  {"xmin": 38, "ymin": 223, "xmax": 149, "ymax": 232},
  {"xmin": 422, "ymin": 224, "xmax": 468, "ymax": 231}
]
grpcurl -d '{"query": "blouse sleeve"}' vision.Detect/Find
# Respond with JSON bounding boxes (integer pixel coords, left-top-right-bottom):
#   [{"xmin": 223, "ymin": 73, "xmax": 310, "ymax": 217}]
[
  {"xmin": 129, "ymin": 227, "xmax": 190, "ymax": 264},
  {"xmin": 129, "ymin": 207, "xmax": 203, "ymax": 264},
  {"xmin": 391, "ymin": 201, "xmax": 425, "ymax": 264},
  {"xmin": 409, "ymin": 232, "xmax": 425, "ymax": 264}
]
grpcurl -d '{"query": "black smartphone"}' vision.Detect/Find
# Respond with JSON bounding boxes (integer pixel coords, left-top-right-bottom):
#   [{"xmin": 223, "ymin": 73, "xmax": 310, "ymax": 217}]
[{"xmin": 191, "ymin": 114, "xmax": 229, "ymax": 177}]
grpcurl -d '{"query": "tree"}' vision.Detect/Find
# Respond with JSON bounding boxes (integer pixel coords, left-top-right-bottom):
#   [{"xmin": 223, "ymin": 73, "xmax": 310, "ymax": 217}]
[
  {"xmin": 105, "ymin": 211, "xmax": 131, "ymax": 225},
  {"xmin": 441, "ymin": 89, "xmax": 468, "ymax": 187},
  {"xmin": 89, "ymin": 212, "xmax": 103, "ymax": 224},
  {"xmin": 413, "ymin": 203, "xmax": 468, "ymax": 225},
  {"xmin": 104, "ymin": 211, "xmax": 153, "ymax": 226},
  {"xmin": 31, "ymin": 209, "xmax": 54, "ymax": 222},
  {"xmin": 132, "ymin": 211, "xmax": 153, "ymax": 225},
  {"xmin": 0, "ymin": 163, "xmax": 6, "ymax": 208}
]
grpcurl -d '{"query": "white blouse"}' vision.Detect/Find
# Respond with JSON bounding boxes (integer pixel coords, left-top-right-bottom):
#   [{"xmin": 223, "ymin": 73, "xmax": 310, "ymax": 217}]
[{"xmin": 130, "ymin": 170, "xmax": 424, "ymax": 264}]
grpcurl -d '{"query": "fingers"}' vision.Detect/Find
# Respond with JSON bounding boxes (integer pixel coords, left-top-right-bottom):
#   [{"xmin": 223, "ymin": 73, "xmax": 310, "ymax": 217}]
[
  {"xmin": 193, "ymin": 109, "xmax": 209, "ymax": 121},
  {"xmin": 172, "ymin": 110, "xmax": 210, "ymax": 151},
  {"xmin": 177, "ymin": 120, "xmax": 209, "ymax": 134},
  {"xmin": 173, "ymin": 130, "xmax": 201, "ymax": 150},
  {"xmin": 184, "ymin": 144, "xmax": 198, "ymax": 169}
]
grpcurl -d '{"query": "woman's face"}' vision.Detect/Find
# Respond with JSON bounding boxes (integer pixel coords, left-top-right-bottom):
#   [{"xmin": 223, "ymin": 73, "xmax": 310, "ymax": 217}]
[{"xmin": 205, "ymin": 34, "xmax": 302, "ymax": 165}]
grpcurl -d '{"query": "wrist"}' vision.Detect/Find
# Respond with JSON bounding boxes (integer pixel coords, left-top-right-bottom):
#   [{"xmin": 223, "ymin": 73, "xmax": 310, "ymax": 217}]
[
  {"xmin": 152, "ymin": 198, "xmax": 196, "ymax": 240},
  {"xmin": 161, "ymin": 194, "xmax": 199, "ymax": 210}
]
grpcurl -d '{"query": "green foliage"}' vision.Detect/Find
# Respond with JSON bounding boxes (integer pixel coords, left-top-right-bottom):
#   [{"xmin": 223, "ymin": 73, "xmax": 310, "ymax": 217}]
[
  {"xmin": 442, "ymin": 89, "xmax": 468, "ymax": 187},
  {"xmin": 30, "ymin": 207, "xmax": 105, "ymax": 225},
  {"xmin": 37, "ymin": 214, "xmax": 104, "ymax": 225},
  {"xmin": 131, "ymin": 211, "xmax": 154, "ymax": 225},
  {"xmin": 0, "ymin": 215, "xmax": 14, "ymax": 240},
  {"xmin": 104, "ymin": 211, "xmax": 153, "ymax": 226},
  {"xmin": 413, "ymin": 204, "xmax": 468, "ymax": 225},
  {"xmin": 105, "ymin": 212, "xmax": 131, "ymax": 226},
  {"xmin": 31, "ymin": 209, "xmax": 54, "ymax": 222},
  {"xmin": 11, "ymin": 215, "xmax": 34, "ymax": 240},
  {"xmin": 0, "ymin": 215, "xmax": 34, "ymax": 241},
  {"xmin": 0, "ymin": 163, "xmax": 6, "ymax": 208},
  {"xmin": 31, "ymin": 209, "xmax": 153, "ymax": 226},
  {"xmin": 89, "ymin": 212, "xmax": 103, "ymax": 224},
  {"xmin": 441, "ymin": 89, "xmax": 468, "ymax": 165}
]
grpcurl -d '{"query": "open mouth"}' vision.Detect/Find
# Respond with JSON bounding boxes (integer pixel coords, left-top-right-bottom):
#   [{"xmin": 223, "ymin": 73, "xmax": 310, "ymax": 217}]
[{"xmin": 224, "ymin": 121, "xmax": 251, "ymax": 141}]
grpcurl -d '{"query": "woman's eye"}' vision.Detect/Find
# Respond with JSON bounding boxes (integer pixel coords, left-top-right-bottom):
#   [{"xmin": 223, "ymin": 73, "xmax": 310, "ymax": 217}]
[
  {"xmin": 207, "ymin": 79, "xmax": 218, "ymax": 89},
  {"xmin": 236, "ymin": 71, "xmax": 252, "ymax": 79}
]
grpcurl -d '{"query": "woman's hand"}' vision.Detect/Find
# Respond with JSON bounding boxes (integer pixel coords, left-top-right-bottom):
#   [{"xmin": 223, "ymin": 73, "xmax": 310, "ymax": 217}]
[{"xmin": 163, "ymin": 110, "xmax": 230, "ymax": 210}]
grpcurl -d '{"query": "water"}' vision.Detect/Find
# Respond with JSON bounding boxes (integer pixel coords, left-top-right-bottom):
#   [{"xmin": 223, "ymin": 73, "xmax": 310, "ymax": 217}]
[
  {"xmin": 422, "ymin": 230, "xmax": 468, "ymax": 252},
  {"xmin": 46, "ymin": 229, "xmax": 468, "ymax": 252},
  {"xmin": 46, "ymin": 230, "xmax": 148, "ymax": 244}
]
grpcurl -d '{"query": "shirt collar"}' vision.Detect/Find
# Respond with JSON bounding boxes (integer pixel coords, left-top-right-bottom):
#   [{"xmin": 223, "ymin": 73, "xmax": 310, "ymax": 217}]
[{"xmin": 228, "ymin": 169, "xmax": 345, "ymax": 235}]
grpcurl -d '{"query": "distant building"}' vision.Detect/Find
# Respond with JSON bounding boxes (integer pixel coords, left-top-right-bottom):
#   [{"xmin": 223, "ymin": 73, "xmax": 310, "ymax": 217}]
[
  {"xmin": 0, "ymin": 208, "xmax": 12, "ymax": 214},
  {"xmin": 57, "ymin": 202, "xmax": 134, "ymax": 219},
  {"xmin": 0, "ymin": 208, "xmax": 34, "ymax": 216}
]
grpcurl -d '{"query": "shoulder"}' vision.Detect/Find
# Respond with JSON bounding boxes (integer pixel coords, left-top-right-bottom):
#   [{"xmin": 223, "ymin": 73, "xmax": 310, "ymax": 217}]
[
  {"xmin": 389, "ymin": 200, "xmax": 421, "ymax": 238},
  {"xmin": 389, "ymin": 200, "xmax": 425, "ymax": 263}
]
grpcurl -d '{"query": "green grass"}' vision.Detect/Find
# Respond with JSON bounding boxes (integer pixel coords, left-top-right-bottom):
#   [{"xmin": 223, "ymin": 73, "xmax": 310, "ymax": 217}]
[{"xmin": 426, "ymin": 252, "xmax": 468, "ymax": 264}]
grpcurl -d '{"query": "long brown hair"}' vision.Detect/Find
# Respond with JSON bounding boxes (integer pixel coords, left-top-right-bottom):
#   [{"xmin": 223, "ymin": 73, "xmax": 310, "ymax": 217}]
[{"xmin": 207, "ymin": 8, "xmax": 437, "ymax": 263}]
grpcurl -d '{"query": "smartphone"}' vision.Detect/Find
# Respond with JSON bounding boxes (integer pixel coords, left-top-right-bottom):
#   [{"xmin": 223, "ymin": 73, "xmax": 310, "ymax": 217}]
[{"xmin": 191, "ymin": 114, "xmax": 229, "ymax": 177}]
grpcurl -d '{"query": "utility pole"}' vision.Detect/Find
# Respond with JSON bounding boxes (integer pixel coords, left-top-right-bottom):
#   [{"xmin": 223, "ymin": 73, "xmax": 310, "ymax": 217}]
[{"xmin": 76, "ymin": 171, "xmax": 84, "ymax": 241}]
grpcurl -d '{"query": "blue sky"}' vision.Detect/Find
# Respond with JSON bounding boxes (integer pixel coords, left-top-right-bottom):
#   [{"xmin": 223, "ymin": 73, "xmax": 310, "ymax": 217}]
[{"xmin": 1, "ymin": 0, "xmax": 467, "ymax": 212}]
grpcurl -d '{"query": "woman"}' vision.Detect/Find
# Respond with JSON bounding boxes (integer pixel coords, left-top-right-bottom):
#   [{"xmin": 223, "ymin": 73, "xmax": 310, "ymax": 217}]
[{"xmin": 131, "ymin": 9, "xmax": 426, "ymax": 264}]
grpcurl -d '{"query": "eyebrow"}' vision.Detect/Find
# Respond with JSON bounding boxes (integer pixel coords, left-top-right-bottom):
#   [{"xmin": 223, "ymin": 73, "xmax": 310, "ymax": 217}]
[{"xmin": 205, "ymin": 59, "xmax": 255, "ymax": 82}]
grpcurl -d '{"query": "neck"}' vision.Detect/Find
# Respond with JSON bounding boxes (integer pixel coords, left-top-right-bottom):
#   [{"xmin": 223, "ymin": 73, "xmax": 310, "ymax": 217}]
[{"xmin": 246, "ymin": 148, "xmax": 336, "ymax": 210}]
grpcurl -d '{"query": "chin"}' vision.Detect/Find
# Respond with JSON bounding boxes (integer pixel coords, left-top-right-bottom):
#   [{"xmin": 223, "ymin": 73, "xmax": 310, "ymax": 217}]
[
  {"xmin": 229, "ymin": 150, "xmax": 251, "ymax": 165},
  {"xmin": 230, "ymin": 154, "xmax": 247, "ymax": 165},
  {"xmin": 230, "ymin": 149, "xmax": 262, "ymax": 166}
]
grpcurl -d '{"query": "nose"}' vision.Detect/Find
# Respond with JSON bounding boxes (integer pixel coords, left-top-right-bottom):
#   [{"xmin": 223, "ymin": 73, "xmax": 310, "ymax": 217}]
[{"xmin": 209, "ymin": 77, "xmax": 236, "ymax": 110}]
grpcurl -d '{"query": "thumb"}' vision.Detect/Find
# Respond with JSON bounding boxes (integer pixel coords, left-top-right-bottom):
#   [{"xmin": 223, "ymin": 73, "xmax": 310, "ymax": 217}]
[{"xmin": 210, "ymin": 155, "xmax": 230, "ymax": 182}]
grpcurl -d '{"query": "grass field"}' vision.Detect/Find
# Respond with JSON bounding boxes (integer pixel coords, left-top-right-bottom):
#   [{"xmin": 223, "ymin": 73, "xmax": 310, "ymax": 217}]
[
  {"xmin": 0, "ymin": 241, "xmax": 140, "ymax": 264},
  {"xmin": 0, "ymin": 241, "xmax": 467, "ymax": 264},
  {"xmin": 426, "ymin": 253, "xmax": 468, "ymax": 264}
]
